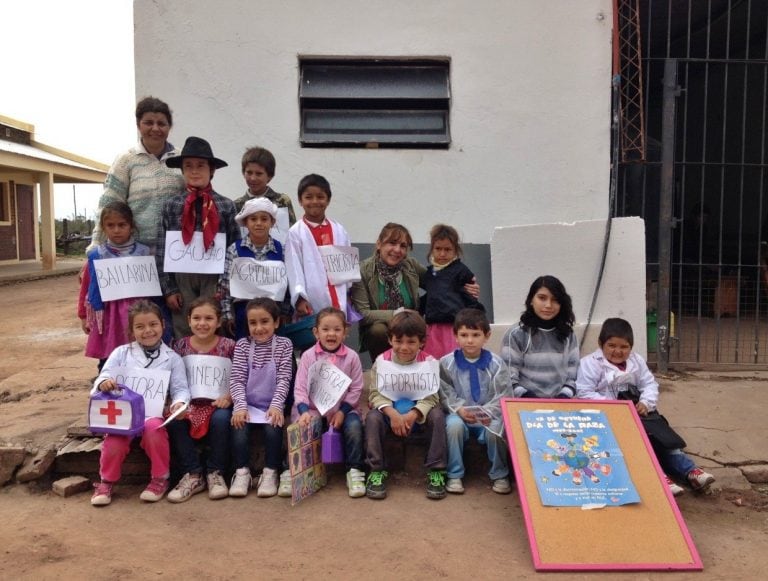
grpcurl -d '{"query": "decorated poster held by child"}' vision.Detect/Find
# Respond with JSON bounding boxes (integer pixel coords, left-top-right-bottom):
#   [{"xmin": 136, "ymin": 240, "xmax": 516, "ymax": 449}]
[
  {"xmin": 89, "ymin": 300, "xmax": 191, "ymax": 507},
  {"xmin": 165, "ymin": 297, "xmax": 235, "ymax": 502},
  {"xmin": 290, "ymin": 307, "xmax": 365, "ymax": 498}
]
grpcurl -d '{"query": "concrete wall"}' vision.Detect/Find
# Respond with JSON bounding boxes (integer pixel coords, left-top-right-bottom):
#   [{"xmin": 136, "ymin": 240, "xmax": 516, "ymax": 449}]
[
  {"xmin": 489, "ymin": 217, "xmax": 648, "ymax": 358},
  {"xmin": 133, "ymin": 0, "xmax": 613, "ymax": 246}
]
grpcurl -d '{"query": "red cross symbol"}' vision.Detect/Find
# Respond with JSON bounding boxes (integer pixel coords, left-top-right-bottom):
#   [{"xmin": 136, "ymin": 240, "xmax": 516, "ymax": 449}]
[{"xmin": 100, "ymin": 400, "xmax": 123, "ymax": 425}]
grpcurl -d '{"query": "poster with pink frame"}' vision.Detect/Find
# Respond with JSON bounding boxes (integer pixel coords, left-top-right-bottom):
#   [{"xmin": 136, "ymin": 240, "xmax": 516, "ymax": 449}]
[{"xmin": 501, "ymin": 398, "xmax": 703, "ymax": 571}]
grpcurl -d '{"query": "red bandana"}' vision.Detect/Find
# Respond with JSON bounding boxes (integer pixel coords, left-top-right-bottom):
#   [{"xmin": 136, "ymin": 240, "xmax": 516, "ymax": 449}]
[{"xmin": 181, "ymin": 184, "xmax": 220, "ymax": 250}]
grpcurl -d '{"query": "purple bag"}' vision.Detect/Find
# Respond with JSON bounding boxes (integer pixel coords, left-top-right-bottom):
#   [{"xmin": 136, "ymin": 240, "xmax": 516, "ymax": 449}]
[
  {"xmin": 321, "ymin": 426, "xmax": 344, "ymax": 464},
  {"xmin": 89, "ymin": 384, "xmax": 145, "ymax": 437}
]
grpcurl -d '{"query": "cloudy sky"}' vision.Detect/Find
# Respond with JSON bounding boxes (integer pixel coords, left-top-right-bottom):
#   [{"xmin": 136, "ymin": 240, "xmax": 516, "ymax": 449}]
[{"xmin": 1, "ymin": 0, "xmax": 135, "ymax": 218}]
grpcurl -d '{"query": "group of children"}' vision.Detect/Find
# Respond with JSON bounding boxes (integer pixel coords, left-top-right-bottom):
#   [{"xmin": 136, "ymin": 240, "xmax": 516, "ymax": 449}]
[{"xmin": 81, "ymin": 138, "xmax": 714, "ymax": 506}]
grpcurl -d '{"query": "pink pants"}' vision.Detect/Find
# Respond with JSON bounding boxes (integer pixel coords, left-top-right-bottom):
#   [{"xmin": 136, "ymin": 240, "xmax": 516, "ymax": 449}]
[
  {"xmin": 423, "ymin": 322, "xmax": 458, "ymax": 359},
  {"xmin": 99, "ymin": 417, "xmax": 170, "ymax": 482}
]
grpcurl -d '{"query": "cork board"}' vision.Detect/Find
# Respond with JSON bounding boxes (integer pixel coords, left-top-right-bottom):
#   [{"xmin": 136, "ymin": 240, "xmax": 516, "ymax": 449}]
[{"xmin": 502, "ymin": 398, "xmax": 702, "ymax": 571}]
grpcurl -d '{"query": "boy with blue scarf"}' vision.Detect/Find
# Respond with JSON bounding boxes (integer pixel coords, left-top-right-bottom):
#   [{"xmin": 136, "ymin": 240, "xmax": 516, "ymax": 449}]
[{"xmin": 440, "ymin": 308, "xmax": 513, "ymax": 494}]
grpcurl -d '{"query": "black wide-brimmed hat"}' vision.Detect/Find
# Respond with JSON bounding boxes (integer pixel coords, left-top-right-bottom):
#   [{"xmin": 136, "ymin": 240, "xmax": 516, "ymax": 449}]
[{"xmin": 166, "ymin": 136, "xmax": 228, "ymax": 169}]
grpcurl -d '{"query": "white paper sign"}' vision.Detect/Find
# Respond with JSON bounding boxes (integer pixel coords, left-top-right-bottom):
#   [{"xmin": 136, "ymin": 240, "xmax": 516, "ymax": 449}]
[
  {"xmin": 183, "ymin": 355, "xmax": 231, "ymax": 400},
  {"xmin": 93, "ymin": 256, "xmax": 162, "ymax": 301},
  {"xmin": 112, "ymin": 367, "xmax": 171, "ymax": 419},
  {"xmin": 229, "ymin": 258, "xmax": 288, "ymax": 301},
  {"xmin": 376, "ymin": 359, "xmax": 440, "ymax": 401},
  {"xmin": 163, "ymin": 231, "xmax": 226, "ymax": 274},
  {"xmin": 246, "ymin": 405, "xmax": 269, "ymax": 424},
  {"xmin": 317, "ymin": 245, "xmax": 361, "ymax": 285},
  {"xmin": 308, "ymin": 361, "xmax": 352, "ymax": 416}
]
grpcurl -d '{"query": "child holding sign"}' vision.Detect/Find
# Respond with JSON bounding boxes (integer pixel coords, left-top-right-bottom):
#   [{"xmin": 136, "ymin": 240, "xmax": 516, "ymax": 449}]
[
  {"xmin": 156, "ymin": 137, "xmax": 241, "ymax": 339},
  {"xmin": 285, "ymin": 174, "xmax": 357, "ymax": 320},
  {"xmin": 291, "ymin": 307, "xmax": 365, "ymax": 497},
  {"xmin": 440, "ymin": 308, "xmax": 513, "ymax": 495},
  {"xmin": 365, "ymin": 310, "xmax": 448, "ymax": 500},
  {"xmin": 219, "ymin": 197, "xmax": 290, "ymax": 339},
  {"xmin": 90, "ymin": 300, "xmax": 190, "ymax": 506},
  {"xmin": 166, "ymin": 297, "xmax": 236, "ymax": 502},
  {"xmin": 229, "ymin": 298, "xmax": 294, "ymax": 498},
  {"xmin": 576, "ymin": 318, "xmax": 716, "ymax": 496},
  {"xmin": 78, "ymin": 201, "xmax": 153, "ymax": 370},
  {"xmin": 422, "ymin": 224, "xmax": 484, "ymax": 359}
]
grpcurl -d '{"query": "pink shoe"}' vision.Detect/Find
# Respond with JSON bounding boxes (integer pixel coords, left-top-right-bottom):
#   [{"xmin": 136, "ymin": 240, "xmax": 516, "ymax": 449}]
[
  {"xmin": 91, "ymin": 481, "xmax": 113, "ymax": 506},
  {"xmin": 139, "ymin": 477, "xmax": 169, "ymax": 502}
]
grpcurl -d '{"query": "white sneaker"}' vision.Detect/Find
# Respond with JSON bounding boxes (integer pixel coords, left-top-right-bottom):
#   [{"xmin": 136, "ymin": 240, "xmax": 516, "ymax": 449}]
[
  {"xmin": 346, "ymin": 468, "xmax": 366, "ymax": 498},
  {"xmin": 278, "ymin": 470, "xmax": 292, "ymax": 498},
  {"xmin": 446, "ymin": 478, "xmax": 465, "ymax": 494},
  {"xmin": 492, "ymin": 478, "xmax": 512, "ymax": 494},
  {"xmin": 257, "ymin": 467, "xmax": 279, "ymax": 497},
  {"xmin": 229, "ymin": 468, "xmax": 252, "ymax": 498},
  {"xmin": 665, "ymin": 475, "xmax": 685, "ymax": 497},
  {"xmin": 167, "ymin": 473, "xmax": 205, "ymax": 503},
  {"xmin": 207, "ymin": 470, "xmax": 229, "ymax": 500},
  {"xmin": 687, "ymin": 468, "xmax": 715, "ymax": 491}
]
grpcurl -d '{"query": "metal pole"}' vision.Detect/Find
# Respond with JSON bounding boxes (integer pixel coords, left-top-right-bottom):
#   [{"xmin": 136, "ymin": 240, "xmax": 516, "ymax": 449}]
[{"xmin": 657, "ymin": 59, "xmax": 679, "ymax": 372}]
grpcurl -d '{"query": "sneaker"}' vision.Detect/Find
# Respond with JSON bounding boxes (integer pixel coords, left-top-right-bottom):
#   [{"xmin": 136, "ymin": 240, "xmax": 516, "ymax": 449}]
[
  {"xmin": 666, "ymin": 475, "xmax": 685, "ymax": 497},
  {"xmin": 278, "ymin": 470, "xmax": 292, "ymax": 498},
  {"xmin": 687, "ymin": 468, "xmax": 715, "ymax": 491},
  {"xmin": 366, "ymin": 470, "xmax": 388, "ymax": 499},
  {"xmin": 139, "ymin": 477, "xmax": 169, "ymax": 502},
  {"xmin": 229, "ymin": 468, "xmax": 252, "ymax": 498},
  {"xmin": 167, "ymin": 473, "xmax": 205, "ymax": 503},
  {"xmin": 446, "ymin": 478, "xmax": 465, "ymax": 494},
  {"xmin": 91, "ymin": 481, "xmax": 113, "ymax": 506},
  {"xmin": 492, "ymin": 477, "xmax": 513, "ymax": 495},
  {"xmin": 426, "ymin": 470, "xmax": 447, "ymax": 500},
  {"xmin": 346, "ymin": 468, "xmax": 366, "ymax": 498},
  {"xmin": 207, "ymin": 470, "xmax": 229, "ymax": 500},
  {"xmin": 257, "ymin": 467, "xmax": 279, "ymax": 497}
]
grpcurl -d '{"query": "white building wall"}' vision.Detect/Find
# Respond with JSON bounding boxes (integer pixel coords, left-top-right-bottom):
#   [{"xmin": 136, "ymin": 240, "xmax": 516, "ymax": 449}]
[{"xmin": 134, "ymin": 0, "xmax": 613, "ymax": 245}]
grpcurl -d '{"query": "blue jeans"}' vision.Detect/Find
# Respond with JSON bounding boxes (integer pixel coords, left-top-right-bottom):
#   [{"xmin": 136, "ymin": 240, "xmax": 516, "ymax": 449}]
[
  {"xmin": 231, "ymin": 421, "xmax": 283, "ymax": 471},
  {"xmin": 445, "ymin": 413, "xmax": 509, "ymax": 480},
  {"xmin": 341, "ymin": 412, "xmax": 364, "ymax": 471},
  {"xmin": 167, "ymin": 407, "xmax": 232, "ymax": 474},
  {"xmin": 656, "ymin": 447, "xmax": 696, "ymax": 479}
]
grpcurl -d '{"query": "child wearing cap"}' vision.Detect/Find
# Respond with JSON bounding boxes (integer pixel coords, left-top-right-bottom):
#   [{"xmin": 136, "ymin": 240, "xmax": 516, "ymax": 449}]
[
  {"xmin": 234, "ymin": 146, "xmax": 296, "ymax": 246},
  {"xmin": 219, "ymin": 197, "xmax": 291, "ymax": 339},
  {"xmin": 156, "ymin": 136, "xmax": 241, "ymax": 338}
]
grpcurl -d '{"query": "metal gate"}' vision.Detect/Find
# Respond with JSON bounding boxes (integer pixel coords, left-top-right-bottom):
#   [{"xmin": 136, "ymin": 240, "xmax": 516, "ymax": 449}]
[{"xmin": 617, "ymin": 58, "xmax": 768, "ymax": 365}]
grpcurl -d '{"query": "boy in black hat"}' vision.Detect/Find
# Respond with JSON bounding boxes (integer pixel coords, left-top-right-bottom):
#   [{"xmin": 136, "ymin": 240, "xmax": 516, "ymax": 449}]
[{"xmin": 156, "ymin": 136, "xmax": 241, "ymax": 338}]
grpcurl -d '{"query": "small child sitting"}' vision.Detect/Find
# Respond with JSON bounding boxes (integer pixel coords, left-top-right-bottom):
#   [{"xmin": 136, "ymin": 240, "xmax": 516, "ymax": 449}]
[
  {"xmin": 440, "ymin": 308, "xmax": 512, "ymax": 495},
  {"xmin": 576, "ymin": 317, "xmax": 716, "ymax": 496},
  {"xmin": 365, "ymin": 310, "xmax": 447, "ymax": 500}
]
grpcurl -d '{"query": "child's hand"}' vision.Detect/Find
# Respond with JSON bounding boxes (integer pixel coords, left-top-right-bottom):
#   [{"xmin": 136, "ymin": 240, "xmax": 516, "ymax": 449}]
[
  {"xmin": 169, "ymin": 401, "xmax": 187, "ymax": 420},
  {"xmin": 298, "ymin": 411, "xmax": 312, "ymax": 427},
  {"xmin": 457, "ymin": 407, "xmax": 476, "ymax": 423},
  {"xmin": 166, "ymin": 293, "xmax": 183, "ymax": 311},
  {"xmin": 80, "ymin": 319, "xmax": 90, "ymax": 334},
  {"xmin": 463, "ymin": 277, "xmax": 480, "ymax": 299},
  {"xmin": 385, "ymin": 407, "xmax": 409, "ymax": 437},
  {"xmin": 231, "ymin": 409, "xmax": 248, "ymax": 429},
  {"xmin": 267, "ymin": 406, "xmax": 284, "ymax": 427},
  {"xmin": 330, "ymin": 410, "xmax": 345, "ymax": 430},
  {"xmin": 212, "ymin": 395, "xmax": 232, "ymax": 409},
  {"xmin": 402, "ymin": 409, "xmax": 420, "ymax": 433},
  {"xmin": 98, "ymin": 379, "xmax": 117, "ymax": 392},
  {"xmin": 635, "ymin": 402, "xmax": 649, "ymax": 416},
  {"xmin": 295, "ymin": 297, "xmax": 312, "ymax": 317}
]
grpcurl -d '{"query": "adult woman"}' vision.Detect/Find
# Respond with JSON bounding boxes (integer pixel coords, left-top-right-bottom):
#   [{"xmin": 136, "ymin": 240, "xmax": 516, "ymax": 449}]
[
  {"xmin": 350, "ymin": 223, "xmax": 479, "ymax": 361},
  {"xmin": 90, "ymin": 97, "xmax": 185, "ymax": 254}
]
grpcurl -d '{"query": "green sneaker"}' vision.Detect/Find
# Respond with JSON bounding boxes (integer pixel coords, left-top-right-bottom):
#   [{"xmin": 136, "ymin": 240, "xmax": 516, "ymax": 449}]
[
  {"xmin": 426, "ymin": 470, "xmax": 446, "ymax": 500},
  {"xmin": 366, "ymin": 470, "xmax": 388, "ymax": 499}
]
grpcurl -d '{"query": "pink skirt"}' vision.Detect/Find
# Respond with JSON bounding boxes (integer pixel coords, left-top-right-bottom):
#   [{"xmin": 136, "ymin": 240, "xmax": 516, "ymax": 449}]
[{"xmin": 423, "ymin": 322, "xmax": 458, "ymax": 360}]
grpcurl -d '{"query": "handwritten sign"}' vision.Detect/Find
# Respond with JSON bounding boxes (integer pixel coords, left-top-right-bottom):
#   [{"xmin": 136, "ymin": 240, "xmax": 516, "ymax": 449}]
[
  {"xmin": 183, "ymin": 355, "xmax": 231, "ymax": 400},
  {"xmin": 246, "ymin": 405, "xmax": 269, "ymax": 424},
  {"xmin": 308, "ymin": 361, "xmax": 352, "ymax": 416},
  {"xmin": 229, "ymin": 258, "xmax": 288, "ymax": 301},
  {"xmin": 93, "ymin": 256, "xmax": 162, "ymax": 301},
  {"xmin": 112, "ymin": 367, "xmax": 171, "ymax": 419},
  {"xmin": 376, "ymin": 359, "xmax": 440, "ymax": 401},
  {"xmin": 317, "ymin": 245, "xmax": 361, "ymax": 285},
  {"xmin": 163, "ymin": 231, "xmax": 226, "ymax": 274}
]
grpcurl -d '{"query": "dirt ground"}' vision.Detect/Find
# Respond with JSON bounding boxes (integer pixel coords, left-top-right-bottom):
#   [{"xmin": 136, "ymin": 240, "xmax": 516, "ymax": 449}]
[{"xmin": 1, "ymin": 274, "xmax": 768, "ymax": 580}]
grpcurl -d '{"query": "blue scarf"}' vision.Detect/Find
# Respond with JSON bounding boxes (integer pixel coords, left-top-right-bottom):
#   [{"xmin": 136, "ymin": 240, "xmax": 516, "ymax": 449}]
[{"xmin": 453, "ymin": 348, "xmax": 492, "ymax": 403}]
